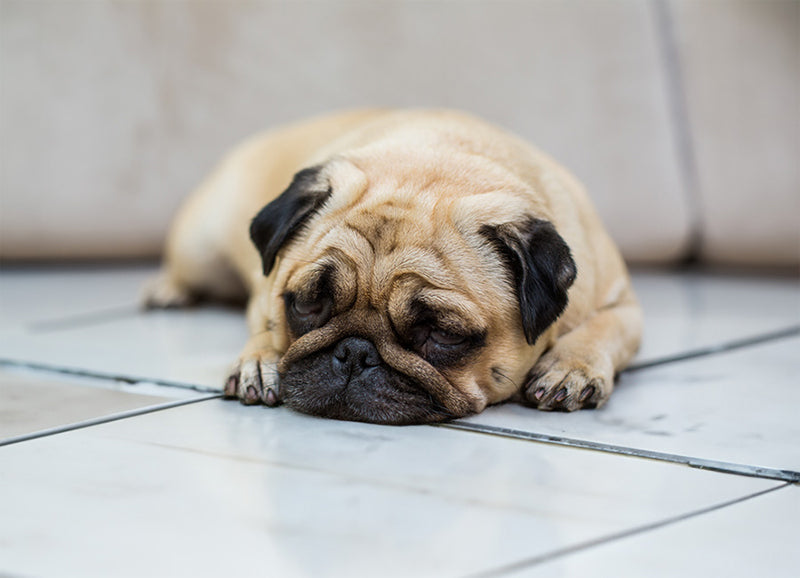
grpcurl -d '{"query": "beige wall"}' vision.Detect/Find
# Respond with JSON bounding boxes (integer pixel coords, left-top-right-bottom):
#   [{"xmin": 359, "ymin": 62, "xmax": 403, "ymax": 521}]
[
  {"xmin": 674, "ymin": 0, "xmax": 799, "ymax": 266},
  {"xmin": 0, "ymin": 0, "xmax": 797, "ymax": 266}
]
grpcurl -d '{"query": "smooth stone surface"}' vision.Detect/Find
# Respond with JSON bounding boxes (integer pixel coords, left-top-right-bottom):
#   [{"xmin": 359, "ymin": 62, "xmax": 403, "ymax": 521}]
[
  {"xmin": 1, "ymin": 267, "xmax": 797, "ymax": 392},
  {"xmin": 0, "ymin": 369, "xmax": 169, "ymax": 440},
  {"xmin": 463, "ymin": 336, "xmax": 800, "ymax": 472},
  {"xmin": 505, "ymin": 483, "xmax": 800, "ymax": 578},
  {"xmin": 0, "ymin": 265, "xmax": 244, "ymax": 388},
  {"xmin": 631, "ymin": 269, "xmax": 800, "ymax": 364},
  {"xmin": 0, "ymin": 265, "xmax": 153, "ymax": 329},
  {"xmin": 0, "ymin": 399, "xmax": 777, "ymax": 578},
  {"xmin": 0, "ymin": 306, "xmax": 247, "ymax": 390}
]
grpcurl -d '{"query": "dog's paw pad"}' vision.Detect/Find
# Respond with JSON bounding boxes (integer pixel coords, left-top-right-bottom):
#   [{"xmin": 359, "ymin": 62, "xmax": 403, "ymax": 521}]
[
  {"xmin": 523, "ymin": 358, "xmax": 612, "ymax": 412},
  {"xmin": 225, "ymin": 358, "xmax": 282, "ymax": 407}
]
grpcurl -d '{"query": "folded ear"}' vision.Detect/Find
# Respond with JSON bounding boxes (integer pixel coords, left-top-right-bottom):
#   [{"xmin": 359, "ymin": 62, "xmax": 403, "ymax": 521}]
[
  {"xmin": 481, "ymin": 218, "xmax": 577, "ymax": 344},
  {"xmin": 250, "ymin": 166, "xmax": 332, "ymax": 276}
]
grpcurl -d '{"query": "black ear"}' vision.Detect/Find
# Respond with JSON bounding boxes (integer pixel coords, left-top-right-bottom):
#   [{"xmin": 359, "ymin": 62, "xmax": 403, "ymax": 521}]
[
  {"xmin": 250, "ymin": 166, "xmax": 332, "ymax": 276},
  {"xmin": 481, "ymin": 218, "xmax": 577, "ymax": 344}
]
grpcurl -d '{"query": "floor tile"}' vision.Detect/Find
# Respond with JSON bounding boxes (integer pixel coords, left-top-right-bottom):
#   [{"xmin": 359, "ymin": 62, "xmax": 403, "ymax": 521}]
[
  {"xmin": 0, "ymin": 306, "xmax": 247, "ymax": 390},
  {"xmin": 0, "ymin": 400, "xmax": 777, "ymax": 578},
  {"xmin": 0, "ymin": 266, "xmax": 246, "ymax": 389},
  {"xmin": 631, "ymin": 270, "xmax": 800, "ymax": 364},
  {"xmin": 2, "ymin": 268, "xmax": 797, "ymax": 395},
  {"xmin": 500, "ymin": 483, "xmax": 799, "ymax": 578},
  {"xmin": 0, "ymin": 369, "xmax": 170, "ymax": 440},
  {"xmin": 463, "ymin": 336, "xmax": 800, "ymax": 473},
  {"xmin": 0, "ymin": 264, "xmax": 154, "ymax": 329}
]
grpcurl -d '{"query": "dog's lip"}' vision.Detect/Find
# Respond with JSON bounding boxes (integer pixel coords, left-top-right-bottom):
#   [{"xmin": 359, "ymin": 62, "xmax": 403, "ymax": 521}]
[
  {"xmin": 278, "ymin": 361, "xmax": 460, "ymax": 425},
  {"xmin": 279, "ymin": 341, "xmax": 482, "ymax": 419}
]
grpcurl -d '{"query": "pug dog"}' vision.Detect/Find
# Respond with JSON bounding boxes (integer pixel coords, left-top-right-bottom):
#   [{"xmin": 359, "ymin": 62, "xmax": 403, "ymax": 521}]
[{"xmin": 143, "ymin": 109, "xmax": 642, "ymax": 425}]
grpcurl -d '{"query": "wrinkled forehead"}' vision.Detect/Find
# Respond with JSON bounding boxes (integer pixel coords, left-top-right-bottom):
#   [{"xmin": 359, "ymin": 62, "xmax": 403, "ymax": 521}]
[
  {"xmin": 277, "ymin": 151, "xmax": 532, "ymax": 308},
  {"xmin": 320, "ymin": 153, "xmax": 545, "ymax": 234},
  {"xmin": 285, "ymin": 242, "xmax": 472, "ymax": 303}
]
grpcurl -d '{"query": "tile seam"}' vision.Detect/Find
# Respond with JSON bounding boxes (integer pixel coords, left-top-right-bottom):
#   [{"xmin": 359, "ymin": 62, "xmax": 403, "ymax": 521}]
[
  {"xmin": 3, "ymin": 327, "xmax": 797, "ymax": 471},
  {"xmin": 624, "ymin": 324, "xmax": 800, "ymax": 373},
  {"xmin": 0, "ymin": 394, "xmax": 223, "ymax": 448},
  {"xmin": 0, "ymin": 357, "xmax": 222, "ymax": 394},
  {"xmin": 438, "ymin": 422, "xmax": 800, "ymax": 483},
  {"xmin": 464, "ymin": 481, "xmax": 792, "ymax": 578},
  {"xmin": 3, "ymin": 324, "xmax": 797, "ymax": 398},
  {"xmin": 27, "ymin": 304, "xmax": 141, "ymax": 333}
]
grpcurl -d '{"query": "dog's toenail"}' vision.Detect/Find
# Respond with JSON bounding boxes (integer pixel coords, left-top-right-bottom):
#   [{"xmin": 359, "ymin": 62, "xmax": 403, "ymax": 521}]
[
  {"xmin": 245, "ymin": 386, "xmax": 259, "ymax": 403},
  {"xmin": 224, "ymin": 376, "xmax": 237, "ymax": 397},
  {"xmin": 534, "ymin": 388, "xmax": 546, "ymax": 400},
  {"xmin": 555, "ymin": 388, "xmax": 567, "ymax": 402},
  {"xmin": 580, "ymin": 386, "xmax": 595, "ymax": 402},
  {"xmin": 265, "ymin": 388, "xmax": 279, "ymax": 406}
]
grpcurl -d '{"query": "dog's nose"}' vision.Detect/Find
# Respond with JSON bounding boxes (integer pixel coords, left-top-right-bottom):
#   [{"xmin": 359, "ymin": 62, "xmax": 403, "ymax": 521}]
[{"xmin": 332, "ymin": 337, "xmax": 381, "ymax": 378}]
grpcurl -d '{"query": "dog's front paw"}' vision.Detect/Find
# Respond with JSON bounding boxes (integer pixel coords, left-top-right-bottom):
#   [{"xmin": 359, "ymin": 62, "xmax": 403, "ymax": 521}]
[
  {"xmin": 522, "ymin": 351, "xmax": 614, "ymax": 412},
  {"xmin": 224, "ymin": 355, "xmax": 282, "ymax": 407}
]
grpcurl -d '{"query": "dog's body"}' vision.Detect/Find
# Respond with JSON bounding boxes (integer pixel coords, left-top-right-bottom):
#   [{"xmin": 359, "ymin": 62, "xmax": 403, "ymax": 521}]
[{"xmin": 145, "ymin": 109, "xmax": 642, "ymax": 424}]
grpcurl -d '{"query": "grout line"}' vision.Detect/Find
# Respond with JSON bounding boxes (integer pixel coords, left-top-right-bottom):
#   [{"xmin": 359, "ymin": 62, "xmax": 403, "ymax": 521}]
[
  {"xmin": 3, "ymin": 325, "xmax": 797, "ymax": 475},
  {"xmin": 27, "ymin": 304, "xmax": 141, "ymax": 333},
  {"xmin": 3, "ymin": 324, "xmax": 795, "ymax": 400},
  {"xmin": 624, "ymin": 324, "xmax": 800, "ymax": 373},
  {"xmin": 26, "ymin": 302, "xmax": 246, "ymax": 334},
  {"xmin": 651, "ymin": 0, "xmax": 704, "ymax": 262},
  {"xmin": 0, "ymin": 358, "xmax": 222, "ymax": 395},
  {"xmin": 0, "ymin": 394, "xmax": 223, "ymax": 448},
  {"xmin": 438, "ymin": 421, "xmax": 800, "ymax": 483},
  {"xmin": 465, "ymin": 482, "xmax": 791, "ymax": 578}
]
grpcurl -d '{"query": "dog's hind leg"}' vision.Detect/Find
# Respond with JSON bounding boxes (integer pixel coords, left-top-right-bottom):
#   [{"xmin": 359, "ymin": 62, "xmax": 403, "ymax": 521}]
[{"xmin": 141, "ymin": 176, "xmax": 248, "ymax": 309}]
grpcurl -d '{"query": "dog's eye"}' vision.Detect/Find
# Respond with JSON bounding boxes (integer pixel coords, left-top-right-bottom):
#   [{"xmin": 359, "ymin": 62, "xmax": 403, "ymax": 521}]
[
  {"xmin": 293, "ymin": 298, "xmax": 324, "ymax": 317},
  {"xmin": 404, "ymin": 315, "xmax": 486, "ymax": 367},
  {"xmin": 429, "ymin": 329, "xmax": 466, "ymax": 346},
  {"xmin": 408, "ymin": 324, "xmax": 470, "ymax": 364},
  {"xmin": 285, "ymin": 293, "xmax": 332, "ymax": 336}
]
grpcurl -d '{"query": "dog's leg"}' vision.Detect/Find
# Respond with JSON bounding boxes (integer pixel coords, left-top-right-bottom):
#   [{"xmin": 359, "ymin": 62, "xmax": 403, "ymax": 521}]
[
  {"xmin": 140, "ymin": 271, "xmax": 196, "ymax": 309},
  {"xmin": 141, "ymin": 184, "xmax": 247, "ymax": 310},
  {"xmin": 221, "ymin": 284, "xmax": 285, "ymax": 406},
  {"xmin": 521, "ymin": 293, "xmax": 642, "ymax": 411},
  {"xmin": 224, "ymin": 331, "xmax": 283, "ymax": 407},
  {"xmin": 141, "ymin": 257, "xmax": 246, "ymax": 309}
]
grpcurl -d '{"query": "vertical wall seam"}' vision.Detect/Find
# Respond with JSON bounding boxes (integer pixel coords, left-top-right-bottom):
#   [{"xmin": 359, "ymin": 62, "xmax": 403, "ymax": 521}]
[{"xmin": 652, "ymin": 0, "xmax": 704, "ymax": 263}]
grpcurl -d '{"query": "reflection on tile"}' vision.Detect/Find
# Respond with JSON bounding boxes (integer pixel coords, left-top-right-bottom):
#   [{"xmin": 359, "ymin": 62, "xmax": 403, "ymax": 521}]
[
  {"xmin": 0, "ymin": 369, "xmax": 169, "ymax": 440},
  {"xmin": 464, "ymin": 337, "xmax": 800, "ymax": 472},
  {"xmin": 2, "ymin": 267, "xmax": 798, "ymax": 397},
  {"xmin": 0, "ymin": 400, "xmax": 775, "ymax": 578},
  {"xmin": 0, "ymin": 306, "xmax": 247, "ymax": 390},
  {"xmin": 631, "ymin": 270, "xmax": 800, "ymax": 364},
  {"xmin": 0, "ymin": 265, "xmax": 155, "ymax": 329},
  {"xmin": 0, "ymin": 266, "xmax": 246, "ymax": 389},
  {"xmin": 514, "ymin": 484, "xmax": 799, "ymax": 578}
]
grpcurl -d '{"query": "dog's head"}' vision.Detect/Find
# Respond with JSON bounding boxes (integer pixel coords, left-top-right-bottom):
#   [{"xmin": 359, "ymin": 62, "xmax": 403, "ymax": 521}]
[{"xmin": 250, "ymin": 150, "xmax": 576, "ymax": 425}]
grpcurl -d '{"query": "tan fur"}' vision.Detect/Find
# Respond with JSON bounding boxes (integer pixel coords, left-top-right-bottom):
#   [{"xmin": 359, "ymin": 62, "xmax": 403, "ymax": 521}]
[{"xmin": 144, "ymin": 109, "xmax": 642, "ymax": 421}]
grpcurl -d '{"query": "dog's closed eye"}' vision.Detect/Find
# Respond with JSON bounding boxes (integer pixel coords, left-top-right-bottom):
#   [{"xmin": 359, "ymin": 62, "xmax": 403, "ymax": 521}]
[
  {"xmin": 284, "ymin": 292, "xmax": 333, "ymax": 336},
  {"xmin": 405, "ymin": 323, "xmax": 484, "ymax": 367}
]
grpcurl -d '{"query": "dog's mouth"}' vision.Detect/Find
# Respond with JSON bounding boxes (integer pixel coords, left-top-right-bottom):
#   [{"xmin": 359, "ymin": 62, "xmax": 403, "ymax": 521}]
[{"xmin": 278, "ymin": 336, "xmax": 457, "ymax": 425}]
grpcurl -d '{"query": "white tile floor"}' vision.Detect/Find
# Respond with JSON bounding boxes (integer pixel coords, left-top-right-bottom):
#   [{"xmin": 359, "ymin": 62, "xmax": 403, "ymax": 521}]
[{"xmin": 0, "ymin": 265, "xmax": 798, "ymax": 578}]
